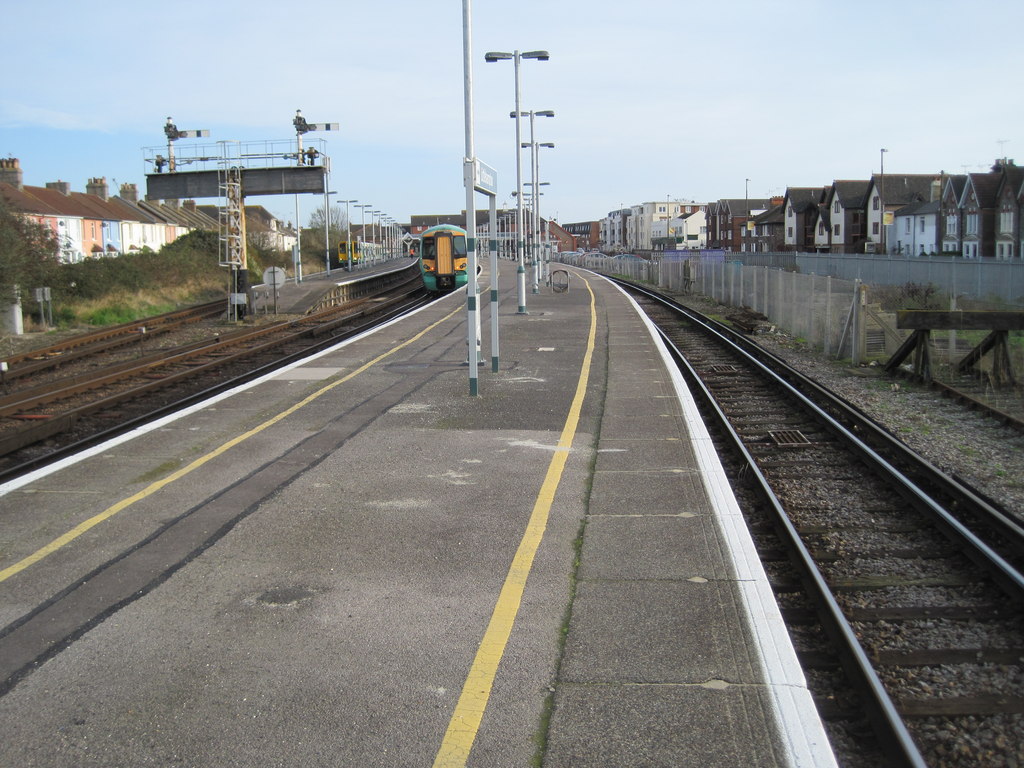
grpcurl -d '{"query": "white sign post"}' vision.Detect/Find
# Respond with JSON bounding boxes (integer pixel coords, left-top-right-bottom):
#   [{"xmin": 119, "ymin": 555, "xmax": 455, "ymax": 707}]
[{"xmin": 263, "ymin": 266, "xmax": 286, "ymax": 315}]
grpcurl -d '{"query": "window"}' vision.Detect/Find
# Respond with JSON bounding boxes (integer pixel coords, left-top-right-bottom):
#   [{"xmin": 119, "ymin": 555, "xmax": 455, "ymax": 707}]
[
  {"xmin": 872, "ymin": 196, "xmax": 879, "ymax": 210},
  {"xmin": 833, "ymin": 200, "xmax": 840, "ymax": 214},
  {"xmin": 834, "ymin": 224, "xmax": 840, "ymax": 236},
  {"xmin": 788, "ymin": 226, "xmax": 793, "ymax": 237},
  {"xmin": 787, "ymin": 205, "xmax": 794, "ymax": 219},
  {"xmin": 904, "ymin": 219, "xmax": 910, "ymax": 235},
  {"xmin": 919, "ymin": 217, "xmax": 926, "ymax": 233},
  {"xmin": 873, "ymin": 222, "xmax": 880, "ymax": 235}
]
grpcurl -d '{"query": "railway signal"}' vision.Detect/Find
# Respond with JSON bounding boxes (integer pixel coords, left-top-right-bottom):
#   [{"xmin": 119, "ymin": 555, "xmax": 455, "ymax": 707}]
[{"xmin": 158, "ymin": 117, "xmax": 210, "ymax": 173}]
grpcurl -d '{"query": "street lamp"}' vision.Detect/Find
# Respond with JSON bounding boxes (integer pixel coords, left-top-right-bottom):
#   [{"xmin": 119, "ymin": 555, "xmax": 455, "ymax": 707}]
[
  {"xmin": 355, "ymin": 204, "xmax": 372, "ymax": 265},
  {"xmin": 484, "ymin": 48, "xmax": 550, "ymax": 313},
  {"xmin": 880, "ymin": 148, "xmax": 888, "ymax": 254},
  {"xmin": 515, "ymin": 109, "xmax": 554, "ymax": 292},
  {"xmin": 339, "ymin": 199, "xmax": 357, "ymax": 270}
]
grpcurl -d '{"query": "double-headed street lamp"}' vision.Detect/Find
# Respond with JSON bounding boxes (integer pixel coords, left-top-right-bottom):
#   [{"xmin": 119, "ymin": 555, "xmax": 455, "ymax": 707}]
[
  {"xmin": 355, "ymin": 204, "xmax": 372, "ymax": 263},
  {"xmin": 484, "ymin": 49, "xmax": 549, "ymax": 314},
  {"xmin": 515, "ymin": 109, "xmax": 554, "ymax": 292},
  {"xmin": 339, "ymin": 199, "xmax": 357, "ymax": 270}
]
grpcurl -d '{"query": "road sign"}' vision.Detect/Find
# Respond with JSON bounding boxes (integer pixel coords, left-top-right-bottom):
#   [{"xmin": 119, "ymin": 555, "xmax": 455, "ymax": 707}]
[{"xmin": 263, "ymin": 267, "xmax": 286, "ymax": 287}]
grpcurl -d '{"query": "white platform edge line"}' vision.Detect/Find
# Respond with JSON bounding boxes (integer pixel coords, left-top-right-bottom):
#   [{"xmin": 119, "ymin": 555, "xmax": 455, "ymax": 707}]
[
  {"xmin": 613, "ymin": 282, "xmax": 838, "ymax": 768},
  {"xmin": 0, "ymin": 298, "xmax": 443, "ymax": 498}
]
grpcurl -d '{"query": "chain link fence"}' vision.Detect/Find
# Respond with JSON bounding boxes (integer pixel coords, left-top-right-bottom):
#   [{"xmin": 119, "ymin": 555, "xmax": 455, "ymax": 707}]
[{"xmin": 557, "ymin": 251, "xmax": 1024, "ymax": 417}]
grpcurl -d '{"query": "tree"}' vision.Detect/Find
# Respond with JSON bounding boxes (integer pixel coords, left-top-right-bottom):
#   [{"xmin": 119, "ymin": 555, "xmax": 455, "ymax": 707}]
[
  {"xmin": 0, "ymin": 198, "xmax": 62, "ymax": 301},
  {"xmin": 302, "ymin": 203, "xmax": 349, "ymax": 258}
]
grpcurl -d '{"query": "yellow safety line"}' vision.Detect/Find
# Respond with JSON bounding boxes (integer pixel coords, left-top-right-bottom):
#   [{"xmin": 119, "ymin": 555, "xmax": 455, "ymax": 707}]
[
  {"xmin": 433, "ymin": 276, "xmax": 597, "ymax": 767},
  {"xmin": 0, "ymin": 307, "xmax": 462, "ymax": 584}
]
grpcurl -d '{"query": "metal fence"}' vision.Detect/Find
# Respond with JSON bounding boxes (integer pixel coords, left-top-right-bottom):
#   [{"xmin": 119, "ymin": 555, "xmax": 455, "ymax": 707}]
[{"xmin": 565, "ymin": 254, "xmax": 859, "ymax": 358}]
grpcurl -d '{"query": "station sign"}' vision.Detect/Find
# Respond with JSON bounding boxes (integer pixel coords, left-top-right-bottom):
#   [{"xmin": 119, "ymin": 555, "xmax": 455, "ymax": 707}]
[{"xmin": 467, "ymin": 159, "xmax": 498, "ymax": 196}]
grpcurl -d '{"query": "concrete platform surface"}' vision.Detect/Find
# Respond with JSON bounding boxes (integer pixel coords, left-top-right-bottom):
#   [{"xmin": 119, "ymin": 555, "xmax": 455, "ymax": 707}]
[{"xmin": 0, "ymin": 259, "xmax": 834, "ymax": 767}]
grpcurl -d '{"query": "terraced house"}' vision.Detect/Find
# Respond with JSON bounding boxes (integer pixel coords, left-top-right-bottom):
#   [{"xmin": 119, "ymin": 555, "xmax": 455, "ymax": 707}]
[{"xmin": 0, "ymin": 158, "xmax": 296, "ymax": 262}]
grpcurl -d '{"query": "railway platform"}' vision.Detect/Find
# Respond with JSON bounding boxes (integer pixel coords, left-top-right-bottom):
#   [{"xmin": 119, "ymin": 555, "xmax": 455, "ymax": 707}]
[{"xmin": 0, "ymin": 260, "xmax": 835, "ymax": 766}]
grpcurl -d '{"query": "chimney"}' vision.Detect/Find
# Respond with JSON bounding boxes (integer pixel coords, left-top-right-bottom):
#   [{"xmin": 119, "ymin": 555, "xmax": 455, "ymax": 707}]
[
  {"xmin": 0, "ymin": 158, "xmax": 23, "ymax": 189},
  {"xmin": 119, "ymin": 183, "xmax": 138, "ymax": 203},
  {"xmin": 46, "ymin": 180, "xmax": 71, "ymax": 195},
  {"xmin": 930, "ymin": 178, "xmax": 942, "ymax": 202},
  {"xmin": 86, "ymin": 177, "xmax": 109, "ymax": 200},
  {"xmin": 183, "ymin": 200, "xmax": 197, "ymax": 211}
]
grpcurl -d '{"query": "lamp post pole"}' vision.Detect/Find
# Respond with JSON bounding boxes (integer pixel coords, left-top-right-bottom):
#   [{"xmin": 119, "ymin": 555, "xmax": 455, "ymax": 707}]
[
  {"xmin": 339, "ymin": 199, "xmax": 357, "ymax": 270},
  {"xmin": 356, "ymin": 204, "xmax": 371, "ymax": 265},
  {"xmin": 324, "ymin": 190, "xmax": 335, "ymax": 275},
  {"xmin": 880, "ymin": 148, "xmax": 888, "ymax": 254},
  {"xmin": 484, "ymin": 49, "xmax": 549, "ymax": 313}
]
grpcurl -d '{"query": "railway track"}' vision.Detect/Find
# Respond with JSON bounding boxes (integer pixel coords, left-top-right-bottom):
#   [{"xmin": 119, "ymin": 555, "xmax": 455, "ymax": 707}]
[
  {"xmin": 0, "ymin": 300, "xmax": 226, "ymax": 381},
  {"xmin": 0, "ymin": 277, "xmax": 430, "ymax": 481},
  {"xmin": 619, "ymin": 279, "xmax": 1024, "ymax": 768}
]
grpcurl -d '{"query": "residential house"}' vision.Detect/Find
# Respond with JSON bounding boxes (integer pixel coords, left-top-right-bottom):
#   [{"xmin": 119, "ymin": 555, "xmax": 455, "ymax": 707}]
[
  {"xmin": 748, "ymin": 203, "xmax": 785, "ymax": 253},
  {"xmin": 706, "ymin": 198, "xmax": 771, "ymax": 251},
  {"xmin": 959, "ymin": 169, "xmax": 1003, "ymax": 259},
  {"xmin": 823, "ymin": 181, "xmax": 871, "ymax": 253},
  {"xmin": 940, "ymin": 175, "xmax": 968, "ymax": 255},
  {"xmin": 652, "ymin": 209, "xmax": 707, "ymax": 250},
  {"xmin": 782, "ymin": 187, "xmax": 827, "ymax": 252},
  {"xmin": 995, "ymin": 164, "xmax": 1024, "ymax": 259},
  {"xmin": 563, "ymin": 221, "xmax": 600, "ymax": 250},
  {"xmin": 866, "ymin": 174, "xmax": 939, "ymax": 253},
  {"xmin": 600, "ymin": 208, "xmax": 631, "ymax": 251},
  {"xmin": 891, "ymin": 200, "xmax": 940, "ymax": 256}
]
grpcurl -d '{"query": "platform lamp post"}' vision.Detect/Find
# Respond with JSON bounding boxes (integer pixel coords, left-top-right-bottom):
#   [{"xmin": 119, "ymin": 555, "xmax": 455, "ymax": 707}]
[
  {"xmin": 324, "ymin": 190, "xmax": 336, "ymax": 276},
  {"xmin": 371, "ymin": 210, "xmax": 381, "ymax": 263},
  {"xmin": 532, "ymin": 144, "xmax": 553, "ymax": 285},
  {"xmin": 484, "ymin": 49, "xmax": 550, "ymax": 314},
  {"xmin": 355, "ymin": 204, "xmax": 371, "ymax": 264},
  {"xmin": 339, "ymin": 199, "xmax": 357, "ymax": 270},
  {"xmin": 880, "ymin": 148, "xmax": 888, "ymax": 255},
  {"xmin": 516, "ymin": 109, "xmax": 554, "ymax": 291}
]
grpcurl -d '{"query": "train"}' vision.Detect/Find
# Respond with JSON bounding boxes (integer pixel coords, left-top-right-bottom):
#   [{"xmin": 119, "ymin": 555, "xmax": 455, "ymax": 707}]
[
  {"xmin": 417, "ymin": 224, "xmax": 468, "ymax": 292},
  {"xmin": 330, "ymin": 240, "xmax": 381, "ymax": 271}
]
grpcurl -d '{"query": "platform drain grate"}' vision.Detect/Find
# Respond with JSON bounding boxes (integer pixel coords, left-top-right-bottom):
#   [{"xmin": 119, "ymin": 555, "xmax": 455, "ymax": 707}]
[{"xmin": 769, "ymin": 429, "xmax": 811, "ymax": 447}]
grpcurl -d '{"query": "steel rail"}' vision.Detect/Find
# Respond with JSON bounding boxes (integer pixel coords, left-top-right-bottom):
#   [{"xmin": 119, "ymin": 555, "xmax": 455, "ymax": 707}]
[
  {"xmin": 655, "ymin": 325, "xmax": 928, "ymax": 768},
  {"xmin": 0, "ymin": 293, "xmax": 431, "ymax": 485},
  {"xmin": 622, "ymin": 281, "xmax": 1024, "ymax": 591}
]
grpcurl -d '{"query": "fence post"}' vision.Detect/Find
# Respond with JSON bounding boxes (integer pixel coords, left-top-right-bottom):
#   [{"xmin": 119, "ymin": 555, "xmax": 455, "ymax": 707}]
[
  {"xmin": 852, "ymin": 279, "xmax": 864, "ymax": 366},
  {"xmin": 824, "ymin": 275, "xmax": 832, "ymax": 357}
]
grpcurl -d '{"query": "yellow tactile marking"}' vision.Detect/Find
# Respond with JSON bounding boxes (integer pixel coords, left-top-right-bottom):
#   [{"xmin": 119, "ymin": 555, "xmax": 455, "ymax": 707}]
[
  {"xmin": 433, "ymin": 276, "xmax": 597, "ymax": 767},
  {"xmin": 0, "ymin": 307, "xmax": 462, "ymax": 584}
]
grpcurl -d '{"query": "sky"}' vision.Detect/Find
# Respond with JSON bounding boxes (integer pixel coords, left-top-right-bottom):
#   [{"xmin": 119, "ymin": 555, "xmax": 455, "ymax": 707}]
[{"xmin": 2, "ymin": 0, "xmax": 1022, "ymax": 229}]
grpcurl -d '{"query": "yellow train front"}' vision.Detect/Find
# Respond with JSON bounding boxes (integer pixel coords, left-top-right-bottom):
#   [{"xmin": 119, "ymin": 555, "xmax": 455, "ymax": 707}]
[{"xmin": 418, "ymin": 224, "xmax": 468, "ymax": 292}]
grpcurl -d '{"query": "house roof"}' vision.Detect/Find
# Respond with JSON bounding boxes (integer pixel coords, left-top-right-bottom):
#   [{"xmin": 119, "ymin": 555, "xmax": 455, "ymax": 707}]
[
  {"xmin": 752, "ymin": 205, "xmax": 784, "ymax": 225},
  {"xmin": 871, "ymin": 174, "xmax": 938, "ymax": 205},
  {"xmin": 0, "ymin": 182, "xmax": 62, "ymax": 216},
  {"xmin": 964, "ymin": 172, "xmax": 1003, "ymax": 208},
  {"xmin": 894, "ymin": 200, "xmax": 940, "ymax": 217},
  {"xmin": 830, "ymin": 180, "xmax": 872, "ymax": 208},
  {"xmin": 784, "ymin": 187, "xmax": 826, "ymax": 213}
]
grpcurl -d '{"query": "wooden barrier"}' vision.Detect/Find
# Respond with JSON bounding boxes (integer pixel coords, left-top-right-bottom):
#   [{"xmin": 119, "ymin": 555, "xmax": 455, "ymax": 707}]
[{"xmin": 884, "ymin": 311, "xmax": 1024, "ymax": 386}]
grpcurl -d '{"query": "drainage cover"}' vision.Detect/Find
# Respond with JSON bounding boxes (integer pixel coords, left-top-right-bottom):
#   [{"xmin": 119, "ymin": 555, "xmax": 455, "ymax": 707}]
[
  {"xmin": 709, "ymin": 365, "xmax": 739, "ymax": 374},
  {"xmin": 769, "ymin": 429, "xmax": 811, "ymax": 447}
]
